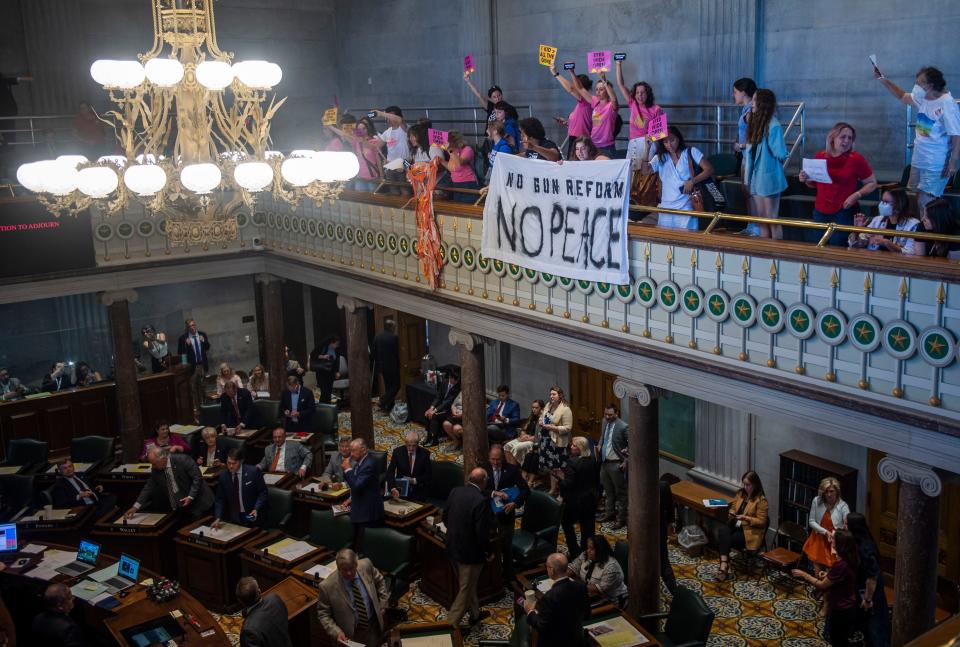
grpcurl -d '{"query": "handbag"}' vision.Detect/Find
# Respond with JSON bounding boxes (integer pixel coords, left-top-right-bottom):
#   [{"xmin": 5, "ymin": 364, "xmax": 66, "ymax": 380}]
[
  {"xmin": 630, "ymin": 170, "xmax": 661, "ymax": 208},
  {"xmin": 686, "ymin": 149, "xmax": 726, "ymax": 215}
]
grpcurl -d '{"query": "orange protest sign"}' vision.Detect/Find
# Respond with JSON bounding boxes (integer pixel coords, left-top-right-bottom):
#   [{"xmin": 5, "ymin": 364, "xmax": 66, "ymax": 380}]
[
  {"xmin": 538, "ymin": 44, "xmax": 558, "ymax": 67},
  {"xmin": 322, "ymin": 107, "xmax": 338, "ymax": 126}
]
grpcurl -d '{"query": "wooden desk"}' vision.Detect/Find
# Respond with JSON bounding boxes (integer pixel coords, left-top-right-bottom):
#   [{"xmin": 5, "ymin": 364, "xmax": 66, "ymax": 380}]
[
  {"xmin": 290, "ymin": 481, "xmax": 349, "ymax": 536},
  {"xmin": 174, "ymin": 516, "xmax": 263, "ymax": 612},
  {"xmin": 239, "ymin": 530, "xmax": 326, "ymax": 592},
  {"xmin": 91, "ymin": 508, "xmax": 181, "ymax": 578},
  {"xmin": 263, "ymin": 576, "xmax": 320, "ymax": 647},
  {"xmin": 97, "ymin": 463, "xmax": 153, "ymax": 509},
  {"xmin": 391, "ymin": 622, "xmax": 464, "ymax": 647},
  {"xmin": 416, "ymin": 526, "xmax": 503, "ymax": 610},
  {"xmin": 384, "ymin": 499, "xmax": 436, "ymax": 533},
  {"xmin": 290, "ymin": 553, "xmax": 339, "ymax": 590},
  {"xmin": 584, "ymin": 608, "xmax": 662, "ymax": 647},
  {"xmin": 262, "ymin": 471, "xmax": 299, "ymax": 490},
  {"xmin": 16, "ymin": 505, "xmax": 95, "ymax": 546},
  {"xmin": 104, "ymin": 590, "xmax": 231, "ymax": 646},
  {"xmin": 671, "ymin": 480, "xmax": 730, "ymax": 522}
]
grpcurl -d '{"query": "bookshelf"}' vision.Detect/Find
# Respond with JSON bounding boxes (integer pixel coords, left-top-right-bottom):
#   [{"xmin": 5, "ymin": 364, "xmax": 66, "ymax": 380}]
[{"xmin": 778, "ymin": 450, "xmax": 858, "ymax": 551}]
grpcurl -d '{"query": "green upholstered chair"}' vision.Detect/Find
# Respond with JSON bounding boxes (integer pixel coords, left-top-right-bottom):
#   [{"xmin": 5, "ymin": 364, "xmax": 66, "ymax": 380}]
[
  {"xmin": 71, "ymin": 435, "xmax": 115, "ymax": 467},
  {"xmin": 511, "ymin": 490, "xmax": 563, "ymax": 567},
  {"xmin": 2, "ymin": 439, "xmax": 48, "ymax": 468},
  {"xmin": 199, "ymin": 403, "xmax": 223, "ymax": 428},
  {"xmin": 308, "ymin": 509, "xmax": 354, "ymax": 552},
  {"xmin": 637, "ymin": 587, "xmax": 714, "ymax": 647},
  {"xmin": 361, "ymin": 526, "xmax": 415, "ymax": 605},
  {"xmin": 427, "ymin": 461, "xmax": 464, "ymax": 511},
  {"xmin": 263, "ymin": 487, "xmax": 293, "ymax": 531},
  {"xmin": 252, "ymin": 399, "xmax": 281, "ymax": 429}
]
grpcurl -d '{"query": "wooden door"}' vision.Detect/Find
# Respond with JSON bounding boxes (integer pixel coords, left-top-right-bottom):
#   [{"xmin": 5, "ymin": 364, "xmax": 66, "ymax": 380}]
[
  {"xmin": 867, "ymin": 450, "xmax": 960, "ymax": 592},
  {"xmin": 372, "ymin": 306, "xmax": 427, "ymax": 401},
  {"xmin": 567, "ymin": 363, "xmax": 618, "ymax": 442}
]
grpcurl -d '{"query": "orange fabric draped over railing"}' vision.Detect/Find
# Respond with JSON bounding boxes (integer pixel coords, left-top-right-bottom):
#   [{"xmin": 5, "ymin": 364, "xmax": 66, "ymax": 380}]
[{"xmin": 406, "ymin": 158, "xmax": 444, "ymax": 289}]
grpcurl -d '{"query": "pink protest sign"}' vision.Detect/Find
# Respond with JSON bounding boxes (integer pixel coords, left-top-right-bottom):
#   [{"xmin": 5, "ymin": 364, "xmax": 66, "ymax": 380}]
[
  {"xmin": 647, "ymin": 113, "xmax": 668, "ymax": 141},
  {"xmin": 588, "ymin": 50, "xmax": 611, "ymax": 73},
  {"xmin": 463, "ymin": 54, "xmax": 475, "ymax": 75},
  {"xmin": 428, "ymin": 128, "xmax": 449, "ymax": 148}
]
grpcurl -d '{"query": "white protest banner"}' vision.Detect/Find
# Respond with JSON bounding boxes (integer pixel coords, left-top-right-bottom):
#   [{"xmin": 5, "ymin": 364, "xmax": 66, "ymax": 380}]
[{"xmin": 481, "ymin": 154, "xmax": 630, "ymax": 285}]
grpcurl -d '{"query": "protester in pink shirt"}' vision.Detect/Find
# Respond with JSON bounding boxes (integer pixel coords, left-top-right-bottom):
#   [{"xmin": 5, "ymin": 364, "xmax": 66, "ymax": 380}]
[
  {"xmin": 549, "ymin": 62, "xmax": 594, "ymax": 160},
  {"xmin": 614, "ymin": 59, "xmax": 665, "ymax": 169},
  {"xmin": 571, "ymin": 71, "xmax": 618, "ymax": 157},
  {"xmin": 440, "ymin": 130, "xmax": 479, "ymax": 203}
]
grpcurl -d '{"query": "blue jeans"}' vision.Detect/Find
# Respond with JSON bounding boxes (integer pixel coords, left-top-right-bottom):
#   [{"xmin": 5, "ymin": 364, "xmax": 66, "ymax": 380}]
[{"xmin": 811, "ymin": 207, "xmax": 856, "ymax": 246}]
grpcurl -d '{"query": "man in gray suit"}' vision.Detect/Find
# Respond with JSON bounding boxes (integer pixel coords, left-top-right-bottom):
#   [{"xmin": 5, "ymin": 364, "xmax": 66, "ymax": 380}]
[
  {"xmin": 124, "ymin": 447, "xmax": 214, "ymax": 521},
  {"xmin": 236, "ymin": 576, "xmax": 292, "ymax": 647},
  {"xmin": 598, "ymin": 404, "xmax": 628, "ymax": 529},
  {"xmin": 316, "ymin": 548, "xmax": 389, "ymax": 647},
  {"xmin": 257, "ymin": 427, "xmax": 312, "ymax": 477},
  {"xmin": 320, "ymin": 437, "xmax": 353, "ymax": 485}
]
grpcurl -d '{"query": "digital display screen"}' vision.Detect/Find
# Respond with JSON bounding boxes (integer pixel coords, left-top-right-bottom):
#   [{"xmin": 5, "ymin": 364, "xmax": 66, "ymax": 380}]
[
  {"xmin": 131, "ymin": 627, "xmax": 172, "ymax": 647},
  {"xmin": 77, "ymin": 539, "xmax": 100, "ymax": 565},
  {"xmin": 118, "ymin": 553, "xmax": 140, "ymax": 581},
  {"xmin": 0, "ymin": 524, "xmax": 16, "ymax": 552},
  {"xmin": 0, "ymin": 199, "xmax": 95, "ymax": 278}
]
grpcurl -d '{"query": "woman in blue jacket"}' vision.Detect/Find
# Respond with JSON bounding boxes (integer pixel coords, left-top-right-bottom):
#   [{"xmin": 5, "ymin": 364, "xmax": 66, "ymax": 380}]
[{"xmin": 744, "ymin": 88, "xmax": 787, "ymax": 239}]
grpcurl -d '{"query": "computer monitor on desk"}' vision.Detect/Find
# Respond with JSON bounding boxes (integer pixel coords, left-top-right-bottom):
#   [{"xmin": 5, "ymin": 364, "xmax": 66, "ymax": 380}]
[{"xmin": 0, "ymin": 524, "xmax": 16, "ymax": 555}]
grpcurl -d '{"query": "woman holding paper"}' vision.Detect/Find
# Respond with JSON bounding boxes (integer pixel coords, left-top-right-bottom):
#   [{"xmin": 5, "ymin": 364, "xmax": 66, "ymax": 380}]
[
  {"xmin": 639, "ymin": 126, "xmax": 715, "ymax": 230},
  {"xmin": 799, "ymin": 122, "xmax": 878, "ymax": 246},
  {"xmin": 548, "ymin": 63, "xmax": 593, "ymax": 160},
  {"xmin": 614, "ymin": 60, "xmax": 665, "ymax": 168},
  {"xmin": 714, "ymin": 470, "xmax": 769, "ymax": 582},
  {"xmin": 571, "ymin": 71, "xmax": 618, "ymax": 158},
  {"xmin": 744, "ymin": 89, "xmax": 788, "ymax": 239}
]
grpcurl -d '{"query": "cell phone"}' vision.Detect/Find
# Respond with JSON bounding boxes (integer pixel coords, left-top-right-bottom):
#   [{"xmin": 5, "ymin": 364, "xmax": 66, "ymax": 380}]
[
  {"xmin": 563, "ymin": 62, "xmax": 575, "ymax": 71},
  {"xmin": 366, "ymin": 111, "xmax": 376, "ymax": 119},
  {"xmin": 614, "ymin": 52, "xmax": 627, "ymax": 61}
]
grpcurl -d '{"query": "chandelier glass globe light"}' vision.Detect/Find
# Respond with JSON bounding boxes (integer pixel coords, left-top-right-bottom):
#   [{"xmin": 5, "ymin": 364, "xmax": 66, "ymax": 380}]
[{"xmin": 15, "ymin": 0, "xmax": 358, "ymax": 247}]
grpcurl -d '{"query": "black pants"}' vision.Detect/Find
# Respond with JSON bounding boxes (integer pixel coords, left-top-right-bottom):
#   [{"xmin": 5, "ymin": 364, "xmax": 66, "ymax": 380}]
[
  {"xmin": 316, "ymin": 370, "xmax": 334, "ymax": 404},
  {"xmin": 495, "ymin": 513, "xmax": 516, "ymax": 582},
  {"xmin": 562, "ymin": 499, "xmax": 597, "ymax": 560},
  {"xmin": 827, "ymin": 606, "xmax": 857, "ymax": 647},
  {"xmin": 428, "ymin": 413, "xmax": 449, "ymax": 442},
  {"xmin": 716, "ymin": 522, "xmax": 746, "ymax": 557},
  {"xmin": 487, "ymin": 424, "xmax": 511, "ymax": 443},
  {"xmin": 378, "ymin": 371, "xmax": 400, "ymax": 412},
  {"xmin": 660, "ymin": 524, "xmax": 678, "ymax": 595}
]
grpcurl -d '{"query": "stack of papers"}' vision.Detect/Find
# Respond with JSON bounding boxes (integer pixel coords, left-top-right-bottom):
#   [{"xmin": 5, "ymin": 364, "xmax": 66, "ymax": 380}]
[
  {"xmin": 113, "ymin": 512, "xmax": 165, "ymax": 526},
  {"xmin": 536, "ymin": 578, "xmax": 554, "ymax": 594},
  {"xmin": 170, "ymin": 424, "xmax": 203, "ymax": 436},
  {"xmin": 190, "ymin": 522, "xmax": 249, "ymax": 542},
  {"xmin": 47, "ymin": 462, "xmax": 93, "ymax": 474},
  {"xmin": 71, "ymin": 580, "xmax": 109, "ymax": 601},
  {"xmin": 263, "ymin": 473, "xmax": 286, "ymax": 485},
  {"xmin": 584, "ymin": 616, "xmax": 649, "ymax": 646},
  {"xmin": 304, "ymin": 561, "xmax": 335, "ymax": 579},
  {"xmin": 111, "ymin": 463, "xmax": 152, "ymax": 473},
  {"xmin": 29, "ymin": 549, "xmax": 76, "ymax": 581},
  {"xmin": 265, "ymin": 538, "xmax": 315, "ymax": 561},
  {"xmin": 22, "ymin": 543, "xmax": 47, "ymax": 554},
  {"xmin": 20, "ymin": 508, "xmax": 75, "ymax": 522}
]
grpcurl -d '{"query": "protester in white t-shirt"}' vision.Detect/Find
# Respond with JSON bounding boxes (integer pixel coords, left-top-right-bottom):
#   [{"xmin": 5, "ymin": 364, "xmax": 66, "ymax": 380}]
[
  {"xmin": 372, "ymin": 106, "xmax": 410, "ymax": 194},
  {"xmin": 640, "ymin": 126, "xmax": 714, "ymax": 230},
  {"xmin": 876, "ymin": 65, "xmax": 960, "ymax": 208}
]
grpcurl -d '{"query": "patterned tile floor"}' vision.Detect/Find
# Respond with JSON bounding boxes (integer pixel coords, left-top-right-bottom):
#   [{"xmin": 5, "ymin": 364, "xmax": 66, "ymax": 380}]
[{"xmin": 213, "ymin": 405, "xmax": 830, "ymax": 646}]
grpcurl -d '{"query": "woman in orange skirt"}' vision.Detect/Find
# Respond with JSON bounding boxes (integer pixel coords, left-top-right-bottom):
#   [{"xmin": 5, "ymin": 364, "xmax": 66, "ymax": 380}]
[{"xmin": 803, "ymin": 477, "xmax": 850, "ymax": 570}]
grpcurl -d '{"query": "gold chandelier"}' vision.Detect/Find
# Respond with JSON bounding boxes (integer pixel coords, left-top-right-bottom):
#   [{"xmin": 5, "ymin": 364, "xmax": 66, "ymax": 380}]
[{"xmin": 16, "ymin": 0, "xmax": 358, "ymax": 244}]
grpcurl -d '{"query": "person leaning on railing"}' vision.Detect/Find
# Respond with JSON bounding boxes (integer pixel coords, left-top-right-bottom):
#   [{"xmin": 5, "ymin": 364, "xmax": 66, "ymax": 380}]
[
  {"xmin": 639, "ymin": 125, "xmax": 714, "ymax": 231},
  {"xmin": 483, "ymin": 120, "xmax": 513, "ymax": 184},
  {"xmin": 799, "ymin": 122, "xmax": 878, "ymax": 246},
  {"xmin": 517, "ymin": 117, "xmax": 561, "ymax": 162},
  {"xmin": 849, "ymin": 187, "xmax": 922, "ymax": 255},
  {"xmin": 744, "ymin": 88, "xmax": 788, "ymax": 240}
]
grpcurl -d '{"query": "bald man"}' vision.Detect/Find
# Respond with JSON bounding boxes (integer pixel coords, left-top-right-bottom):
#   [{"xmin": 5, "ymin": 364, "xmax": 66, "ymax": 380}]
[
  {"xmin": 523, "ymin": 553, "xmax": 589, "ymax": 646},
  {"xmin": 32, "ymin": 582, "xmax": 85, "ymax": 647},
  {"xmin": 387, "ymin": 431, "xmax": 432, "ymax": 502},
  {"xmin": 442, "ymin": 467, "xmax": 494, "ymax": 630}
]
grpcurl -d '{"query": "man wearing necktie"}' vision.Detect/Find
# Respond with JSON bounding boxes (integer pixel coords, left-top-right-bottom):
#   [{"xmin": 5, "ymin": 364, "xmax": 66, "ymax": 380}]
[
  {"xmin": 388, "ymin": 431, "xmax": 432, "ymax": 502},
  {"xmin": 258, "ymin": 427, "xmax": 312, "ymax": 477},
  {"xmin": 213, "ymin": 448, "xmax": 268, "ymax": 528},
  {"xmin": 598, "ymin": 404, "xmax": 628, "ymax": 529},
  {"xmin": 176, "ymin": 318, "xmax": 210, "ymax": 416},
  {"xmin": 125, "ymin": 447, "xmax": 214, "ymax": 521},
  {"xmin": 485, "ymin": 385, "xmax": 521, "ymax": 442},
  {"xmin": 316, "ymin": 548, "xmax": 389, "ymax": 647},
  {"xmin": 51, "ymin": 459, "xmax": 116, "ymax": 514},
  {"xmin": 480, "ymin": 444, "xmax": 530, "ymax": 583},
  {"xmin": 219, "ymin": 380, "xmax": 256, "ymax": 432},
  {"xmin": 423, "ymin": 370, "xmax": 460, "ymax": 447}
]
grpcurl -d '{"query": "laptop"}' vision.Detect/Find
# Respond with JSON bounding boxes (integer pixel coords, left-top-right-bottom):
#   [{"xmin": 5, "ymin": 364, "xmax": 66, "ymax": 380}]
[
  {"xmin": 102, "ymin": 553, "xmax": 140, "ymax": 592},
  {"xmin": 55, "ymin": 539, "xmax": 101, "ymax": 577}
]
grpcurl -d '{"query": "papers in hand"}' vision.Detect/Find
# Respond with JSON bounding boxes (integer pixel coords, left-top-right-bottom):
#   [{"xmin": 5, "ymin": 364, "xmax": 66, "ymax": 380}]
[
  {"xmin": 191, "ymin": 522, "xmax": 248, "ymax": 542},
  {"xmin": 536, "ymin": 578, "xmax": 554, "ymax": 593},
  {"xmin": 802, "ymin": 158, "xmax": 832, "ymax": 184},
  {"xmin": 702, "ymin": 498, "xmax": 728, "ymax": 508}
]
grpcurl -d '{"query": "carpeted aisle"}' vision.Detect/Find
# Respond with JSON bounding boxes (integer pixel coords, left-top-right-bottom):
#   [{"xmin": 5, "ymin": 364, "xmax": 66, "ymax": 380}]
[{"xmin": 214, "ymin": 404, "xmax": 830, "ymax": 646}]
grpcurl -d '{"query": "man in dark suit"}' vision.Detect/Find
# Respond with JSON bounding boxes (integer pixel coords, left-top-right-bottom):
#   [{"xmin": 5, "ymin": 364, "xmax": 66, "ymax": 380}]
[
  {"xmin": 280, "ymin": 375, "xmax": 315, "ymax": 433},
  {"xmin": 51, "ymin": 458, "xmax": 116, "ymax": 515},
  {"xmin": 597, "ymin": 404, "xmax": 628, "ymax": 529},
  {"xmin": 523, "ymin": 553, "xmax": 590, "ymax": 647},
  {"xmin": 388, "ymin": 431, "xmax": 432, "ymax": 502},
  {"xmin": 31, "ymin": 583, "xmax": 86, "ymax": 647},
  {"xmin": 236, "ymin": 576, "xmax": 292, "ymax": 647},
  {"xmin": 124, "ymin": 446, "xmax": 214, "ymax": 521},
  {"xmin": 343, "ymin": 438, "xmax": 384, "ymax": 551},
  {"xmin": 480, "ymin": 444, "xmax": 529, "ymax": 582},
  {"xmin": 372, "ymin": 320, "xmax": 401, "ymax": 413},
  {"xmin": 443, "ymin": 467, "xmax": 494, "ymax": 630},
  {"xmin": 220, "ymin": 380, "xmax": 256, "ymax": 431},
  {"xmin": 485, "ymin": 384, "xmax": 521, "ymax": 442},
  {"xmin": 423, "ymin": 371, "xmax": 460, "ymax": 447},
  {"xmin": 659, "ymin": 478, "xmax": 679, "ymax": 595},
  {"xmin": 214, "ymin": 449, "xmax": 268, "ymax": 528},
  {"xmin": 177, "ymin": 318, "xmax": 210, "ymax": 414}
]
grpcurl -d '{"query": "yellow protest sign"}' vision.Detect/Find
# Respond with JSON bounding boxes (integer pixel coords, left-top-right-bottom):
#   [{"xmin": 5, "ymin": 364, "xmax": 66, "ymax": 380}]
[
  {"xmin": 322, "ymin": 107, "xmax": 338, "ymax": 126},
  {"xmin": 538, "ymin": 44, "xmax": 558, "ymax": 67}
]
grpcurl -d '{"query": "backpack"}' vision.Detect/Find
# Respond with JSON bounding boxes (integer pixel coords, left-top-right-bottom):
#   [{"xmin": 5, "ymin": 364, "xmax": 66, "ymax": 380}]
[{"xmin": 390, "ymin": 402, "xmax": 409, "ymax": 424}]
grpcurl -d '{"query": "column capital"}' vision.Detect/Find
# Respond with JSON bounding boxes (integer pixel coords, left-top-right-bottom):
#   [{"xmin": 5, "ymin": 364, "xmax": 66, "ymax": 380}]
[
  {"xmin": 336, "ymin": 296, "xmax": 370, "ymax": 313},
  {"xmin": 254, "ymin": 273, "xmax": 283, "ymax": 285},
  {"xmin": 613, "ymin": 378, "xmax": 663, "ymax": 407},
  {"xmin": 99, "ymin": 289, "xmax": 138, "ymax": 306},
  {"xmin": 448, "ymin": 328, "xmax": 488, "ymax": 351},
  {"xmin": 877, "ymin": 456, "xmax": 942, "ymax": 497}
]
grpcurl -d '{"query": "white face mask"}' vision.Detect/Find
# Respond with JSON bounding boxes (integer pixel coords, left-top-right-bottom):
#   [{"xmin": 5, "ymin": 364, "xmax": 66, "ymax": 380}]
[
  {"xmin": 912, "ymin": 84, "xmax": 927, "ymax": 102},
  {"xmin": 878, "ymin": 201, "xmax": 894, "ymax": 217}
]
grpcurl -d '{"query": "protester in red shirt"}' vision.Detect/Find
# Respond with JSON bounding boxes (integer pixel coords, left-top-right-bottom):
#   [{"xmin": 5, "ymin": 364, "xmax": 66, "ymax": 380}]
[{"xmin": 799, "ymin": 122, "xmax": 878, "ymax": 246}]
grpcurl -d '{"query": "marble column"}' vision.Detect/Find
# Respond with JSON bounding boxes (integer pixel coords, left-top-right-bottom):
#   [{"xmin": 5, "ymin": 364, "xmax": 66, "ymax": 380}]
[
  {"xmin": 101, "ymin": 290, "xmax": 141, "ymax": 463},
  {"xmin": 878, "ymin": 457, "xmax": 943, "ymax": 646},
  {"xmin": 256, "ymin": 274, "xmax": 286, "ymax": 400},
  {"xmin": 449, "ymin": 329, "xmax": 487, "ymax": 477},
  {"xmin": 337, "ymin": 296, "xmax": 374, "ymax": 447},
  {"xmin": 614, "ymin": 378, "xmax": 662, "ymax": 617}
]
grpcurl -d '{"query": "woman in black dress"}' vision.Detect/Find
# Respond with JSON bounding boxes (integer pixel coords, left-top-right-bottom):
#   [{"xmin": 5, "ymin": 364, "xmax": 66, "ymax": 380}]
[{"xmin": 557, "ymin": 436, "xmax": 599, "ymax": 559}]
